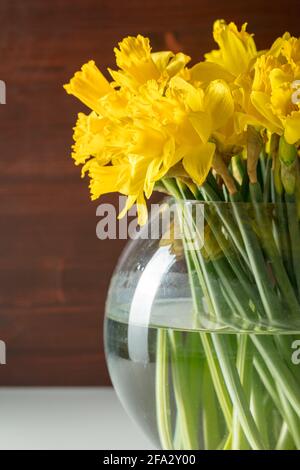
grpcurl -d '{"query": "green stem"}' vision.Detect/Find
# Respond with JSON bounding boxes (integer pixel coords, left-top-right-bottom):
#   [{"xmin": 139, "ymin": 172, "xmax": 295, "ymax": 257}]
[
  {"xmin": 285, "ymin": 192, "xmax": 300, "ymax": 300},
  {"xmin": 232, "ymin": 335, "xmax": 252, "ymax": 450},
  {"xmin": 212, "ymin": 334, "xmax": 266, "ymax": 450},
  {"xmin": 155, "ymin": 329, "xmax": 173, "ymax": 450},
  {"xmin": 168, "ymin": 330, "xmax": 199, "ymax": 450},
  {"xmin": 163, "ymin": 177, "xmax": 234, "ymax": 431},
  {"xmin": 202, "ymin": 362, "xmax": 223, "ymax": 449},
  {"xmin": 250, "ymin": 370, "xmax": 270, "ymax": 449},
  {"xmin": 273, "ymin": 190, "xmax": 295, "ymax": 284},
  {"xmin": 276, "ymin": 384, "xmax": 300, "ymax": 448},
  {"xmin": 251, "ymin": 335, "xmax": 300, "ymax": 419},
  {"xmin": 160, "ymin": 176, "xmax": 300, "ymax": 450},
  {"xmin": 200, "ymin": 333, "xmax": 233, "ymax": 429},
  {"xmin": 276, "ymin": 423, "xmax": 295, "ymax": 450},
  {"xmin": 230, "ymin": 192, "xmax": 282, "ymax": 322},
  {"xmin": 249, "ymin": 183, "xmax": 300, "ymax": 318},
  {"xmin": 201, "ymin": 184, "xmax": 251, "ymax": 270}
]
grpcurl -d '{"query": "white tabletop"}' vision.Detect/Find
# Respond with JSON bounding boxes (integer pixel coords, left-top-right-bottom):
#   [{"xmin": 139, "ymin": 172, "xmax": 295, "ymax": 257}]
[{"xmin": 0, "ymin": 387, "xmax": 155, "ymax": 450}]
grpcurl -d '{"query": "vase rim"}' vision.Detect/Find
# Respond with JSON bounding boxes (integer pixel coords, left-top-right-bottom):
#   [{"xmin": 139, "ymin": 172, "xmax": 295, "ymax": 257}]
[{"xmin": 165, "ymin": 196, "xmax": 297, "ymax": 206}]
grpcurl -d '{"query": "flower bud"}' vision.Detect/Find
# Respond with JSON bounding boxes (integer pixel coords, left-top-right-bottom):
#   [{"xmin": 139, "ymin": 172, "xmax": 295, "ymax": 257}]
[{"xmin": 279, "ymin": 137, "xmax": 298, "ymax": 194}]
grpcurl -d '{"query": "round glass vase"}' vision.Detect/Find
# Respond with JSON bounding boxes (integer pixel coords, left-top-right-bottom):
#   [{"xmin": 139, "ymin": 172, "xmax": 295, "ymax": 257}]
[{"xmin": 104, "ymin": 198, "xmax": 300, "ymax": 450}]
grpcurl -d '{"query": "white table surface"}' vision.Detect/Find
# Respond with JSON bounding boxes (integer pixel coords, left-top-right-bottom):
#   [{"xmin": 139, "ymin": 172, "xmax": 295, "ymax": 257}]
[{"xmin": 0, "ymin": 387, "xmax": 155, "ymax": 450}]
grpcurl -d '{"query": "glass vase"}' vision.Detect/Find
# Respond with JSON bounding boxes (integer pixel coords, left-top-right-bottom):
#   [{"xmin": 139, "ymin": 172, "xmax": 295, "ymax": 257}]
[{"xmin": 104, "ymin": 198, "xmax": 300, "ymax": 450}]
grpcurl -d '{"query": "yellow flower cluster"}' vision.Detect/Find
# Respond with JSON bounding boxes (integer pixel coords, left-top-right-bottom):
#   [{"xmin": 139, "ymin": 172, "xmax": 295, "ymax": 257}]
[{"xmin": 64, "ymin": 21, "xmax": 300, "ymax": 223}]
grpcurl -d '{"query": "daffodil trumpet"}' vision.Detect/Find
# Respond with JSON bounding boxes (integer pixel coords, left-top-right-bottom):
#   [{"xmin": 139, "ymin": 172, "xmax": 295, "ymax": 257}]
[{"xmin": 65, "ymin": 21, "xmax": 300, "ymax": 450}]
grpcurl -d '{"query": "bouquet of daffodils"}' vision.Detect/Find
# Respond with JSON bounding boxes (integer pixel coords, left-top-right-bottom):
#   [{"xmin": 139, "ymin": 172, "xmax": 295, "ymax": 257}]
[
  {"xmin": 65, "ymin": 21, "xmax": 300, "ymax": 450},
  {"xmin": 64, "ymin": 20, "xmax": 300, "ymax": 223}
]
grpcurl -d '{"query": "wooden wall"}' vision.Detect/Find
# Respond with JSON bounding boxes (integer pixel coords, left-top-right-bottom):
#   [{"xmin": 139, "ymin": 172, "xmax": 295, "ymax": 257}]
[{"xmin": 0, "ymin": 0, "xmax": 298, "ymax": 384}]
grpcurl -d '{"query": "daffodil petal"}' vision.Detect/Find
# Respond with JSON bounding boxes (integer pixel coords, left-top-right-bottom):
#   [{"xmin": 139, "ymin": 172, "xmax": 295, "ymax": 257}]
[
  {"xmin": 118, "ymin": 195, "xmax": 137, "ymax": 219},
  {"xmin": 136, "ymin": 193, "xmax": 148, "ymax": 226},
  {"xmin": 233, "ymin": 111, "xmax": 261, "ymax": 134},
  {"xmin": 114, "ymin": 35, "xmax": 160, "ymax": 85},
  {"xmin": 64, "ymin": 61, "xmax": 112, "ymax": 113},
  {"xmin": 251, "ymin": 91, "xmax": 283, "ymax": 133},
  {"xmin": 269, "ymin": 68, "xmax": 290, "ymax": 89},
  {"xmin": 169, "ymin": 76, "xmax": 204, "ymax": 111},
  {"xmin": 204, "ymin": 80, "xmax": 234, "ymax": 130},
  {"xmin": 190, "ymin": 61, "xmax": 234, "ymax": 84},
  {"xmin": 151, "ymin": 51, "xmax": 174, "ymax": 71},
  {"xmin": 182, "ymin": 142, "xmax": 216, "ymax": 185},
  {"xmin": 72, "ymin": 112, "xmax": 108, "ymax": 165},
  {"xmin": 166, "ymin": 52, "xmax": 191, "ymax": 77},
  {"xmin": 189, "ymin": 112, "xmax": 212, "ymax": 143},
  {"xmin": 205, "ymin": 20, "xmax": 257, "ymax": 77}
]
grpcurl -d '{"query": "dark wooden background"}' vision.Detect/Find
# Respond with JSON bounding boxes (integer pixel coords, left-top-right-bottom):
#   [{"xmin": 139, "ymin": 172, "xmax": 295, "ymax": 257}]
[{"xmin": 0, "ymin": 0, "xmax": 298, "ymax": 385}]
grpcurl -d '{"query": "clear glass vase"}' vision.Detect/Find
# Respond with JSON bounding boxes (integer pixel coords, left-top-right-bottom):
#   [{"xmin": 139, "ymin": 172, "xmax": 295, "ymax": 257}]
[{"xmin": 104, "ymin": 198, "xmax": 300, "ymax": 450}]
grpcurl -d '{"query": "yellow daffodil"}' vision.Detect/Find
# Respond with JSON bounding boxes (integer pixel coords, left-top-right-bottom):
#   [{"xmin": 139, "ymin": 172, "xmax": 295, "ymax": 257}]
[
  {"xmin": 65, "ymin": 36, "xmax": 197, "ymax": 223},
  {"xmin": 206, "ymin": 20, "xmax": 257, "ymax": 76},
  {"xmin": 64, "ymin": 60, "xmax": 112, "ymax": 114},
  {"xmin": 190, "ymin": 20, "xmax": 261, "ymax": 144},
  {"xmin": 250, "ymin": 36, "xmax": 300, "ymax": 143},
  {"xmin": 191, "ymin": 20, "xmax": 257, "ymax": 84},
  {"xmin": 64, "ymin": 34, "xmax": 237, "ymax": 222},
  {"xmin": 71, "ymin": 112, "xmax": 109, "ymax": 166},
  {"xmin": 109, "ymin": 35, "xmax": 191, "ymax": 92},
  {"xmin": 85, "ymin": 121, "xmax": 177, "ymax": 225}
]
